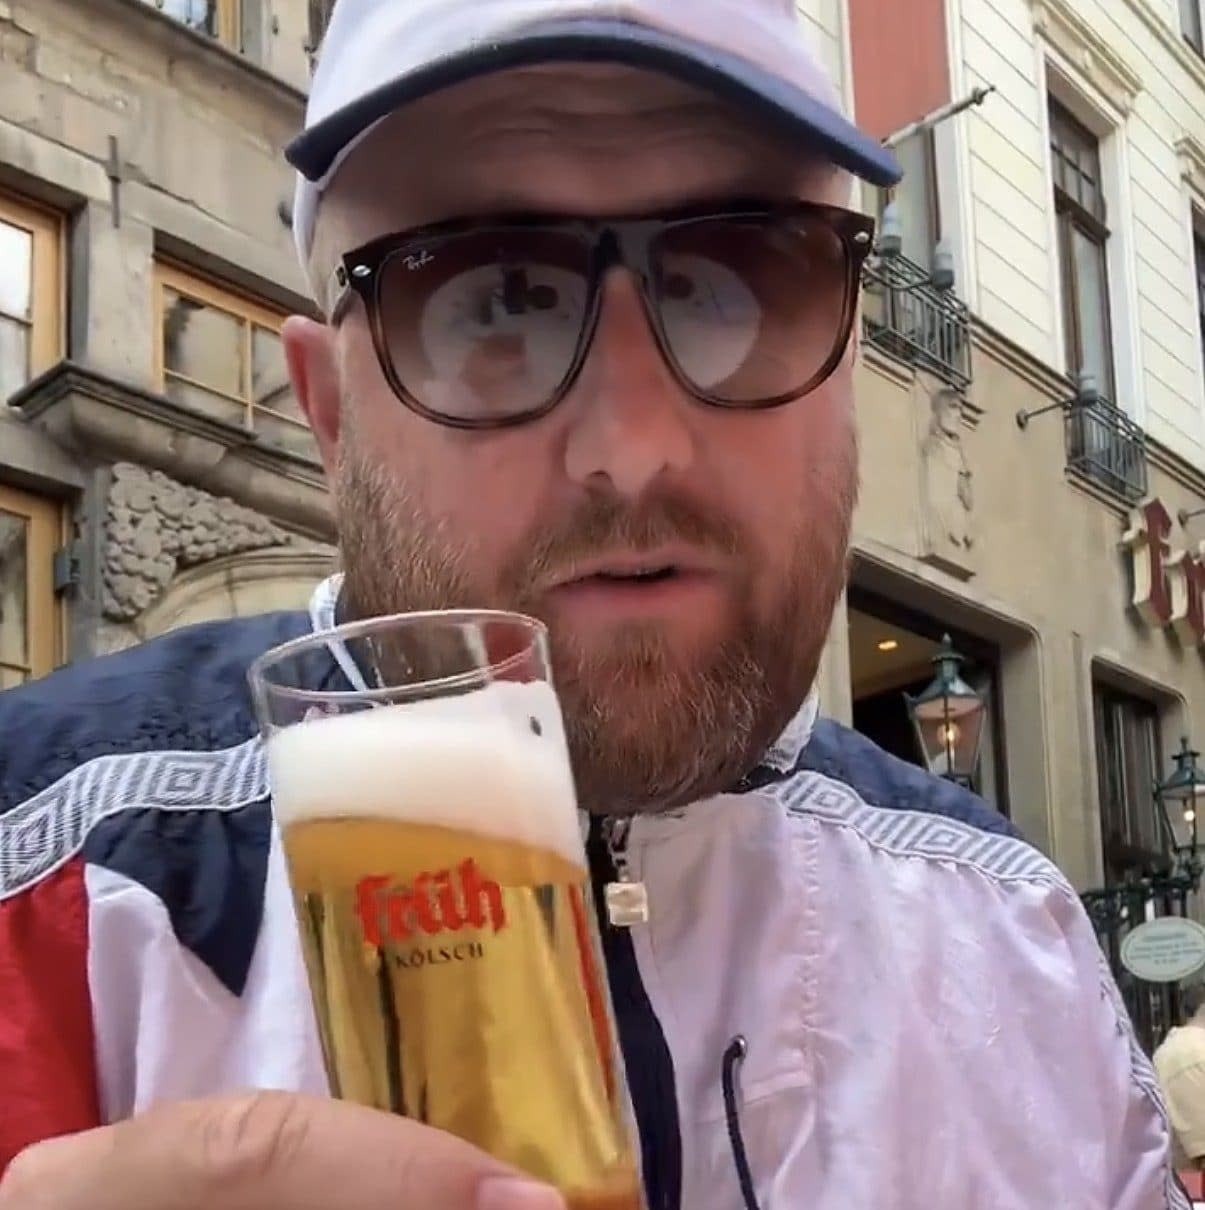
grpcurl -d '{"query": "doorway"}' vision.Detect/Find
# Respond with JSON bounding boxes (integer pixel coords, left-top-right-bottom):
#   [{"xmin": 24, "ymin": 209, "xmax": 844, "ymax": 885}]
[{"xmin": 847, "ymin": 587, "xmax": 1008, "ymax": 814}]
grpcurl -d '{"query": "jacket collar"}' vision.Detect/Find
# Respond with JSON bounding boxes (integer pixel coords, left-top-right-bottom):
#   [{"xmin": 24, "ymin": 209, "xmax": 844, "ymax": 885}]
[{"xmin": 759, "ymin": 692, "xmax": 818, "ymax": 775}]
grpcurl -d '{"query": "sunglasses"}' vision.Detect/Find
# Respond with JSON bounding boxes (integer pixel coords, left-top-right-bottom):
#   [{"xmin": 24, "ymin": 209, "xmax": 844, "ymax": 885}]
[{"xmin": 329, "ymin": 201, "xmax": 875, "ymax": 430}]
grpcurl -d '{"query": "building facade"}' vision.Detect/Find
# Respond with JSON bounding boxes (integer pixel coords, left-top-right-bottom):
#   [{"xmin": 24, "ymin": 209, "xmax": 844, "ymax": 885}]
[
  {"xmin": 1, "ymin": 0, "xmax": 1203, "ymax": 1042},
  {"xmin": 801, "ymin": 0, "xmax": 1205, "ymax": 1044},
  {"xmin": 0, "ymin": 0, "xmax": 335, "ymax": 681}
]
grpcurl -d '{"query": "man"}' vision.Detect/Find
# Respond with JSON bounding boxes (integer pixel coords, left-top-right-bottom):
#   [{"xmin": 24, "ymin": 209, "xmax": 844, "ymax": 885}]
[
  {"xmin": 1157, "ymin": 985, "xmax": 1205, "ymax": 1176},
  {"xmin": 0, "ymin": 1, "xmax": 1184, "ymax": 1207}
]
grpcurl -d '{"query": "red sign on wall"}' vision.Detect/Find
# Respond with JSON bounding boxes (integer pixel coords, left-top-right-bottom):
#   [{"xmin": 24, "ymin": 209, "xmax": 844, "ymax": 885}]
[{"xmin": 1121, "ymin": 499, "xmax": 1205, "ymax": 651}]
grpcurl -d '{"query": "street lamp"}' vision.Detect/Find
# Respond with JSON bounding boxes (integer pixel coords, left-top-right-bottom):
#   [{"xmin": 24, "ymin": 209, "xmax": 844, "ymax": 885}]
[
  {"xmin": 905, "ymin": 634, "xmax": 988, "ymax": 787},
  {"xmin": 878, "ymin": 200, "xmax": 903, "ymax": 258},
  {"xmin": 1016, "ymin": 369, "xmax": 1098, "ymax": 429},
  {"xmin": 1079, "ymin": 737, "xmax": 1205, "ymax": 1018},
  {"xmin": 1156, "ymin": 738, "xmax": 1205, "ymax": 874}
]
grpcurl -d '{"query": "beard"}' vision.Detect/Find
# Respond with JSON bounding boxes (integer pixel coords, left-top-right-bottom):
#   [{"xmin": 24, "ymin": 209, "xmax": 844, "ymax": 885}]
[{"xmin": 334, "ymin": 420, "xmax": 856, "ymax": 816}]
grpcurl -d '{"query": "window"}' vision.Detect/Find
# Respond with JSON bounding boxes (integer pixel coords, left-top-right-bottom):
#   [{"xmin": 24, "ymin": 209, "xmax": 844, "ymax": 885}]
[
  {"xmin": 139, "ymin": 0, "xmax": 241, "ymax": 48},
  {"xmin": 0, "ymin": 193, "xmax": 62, "ymax": 404},
  {"xmin": 1049, "ymin": 100, "xmax": 1116, "ymax": 403},
  {"xmin": 1182, "ymin": 0, "xmax": 1204, "ymax": 55},
  {"xmin": 879, "ymin": 130, "xmax": 941, "ymax": 271},
  {"xmin": 154, "ymin": 263, "xmax": 314, "ymax": 460},
  {"xmin": 307, "ymin": 0, "xmax": 336, "ymax": 64},
  {"xmin": 0, "ymin": 484, "xmax": 62, "ymax": 687},
  {"xmin": 1094, "ymin": 684, "xmax": 1163, "ymax": 882},
  {"xmin": 1194, "ymin": 224, "xmax": 1205, "ymax": 379}
]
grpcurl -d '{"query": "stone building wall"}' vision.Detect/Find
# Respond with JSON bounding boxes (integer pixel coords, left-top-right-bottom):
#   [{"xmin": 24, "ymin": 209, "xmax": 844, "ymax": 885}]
[{"xmin": 0, "ymin": 0, "xmax": 331, "ymax": 661}]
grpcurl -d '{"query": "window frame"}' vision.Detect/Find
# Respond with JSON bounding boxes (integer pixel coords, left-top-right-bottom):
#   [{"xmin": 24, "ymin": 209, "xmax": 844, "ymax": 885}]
[
  {"xmin": 216, "ymin": 0, "xmax": 240, "ymax": 46},
  {"xmin": 152, "ymin": 261, "xmax": 307, "ymax": 449},
  {"xmin": 0, "ymin": 191, "xmax": 64, "ymax": 396},
  {"xmin": 1093, "ymin": 683, "xmax": 1164, "ymax": 882},
  {"xmin": 1049, "ymin": 100, "xmax": 1117, "ymax": 402},
  {"xmin": 0, "ymin": 483, "xmax": 64, "ymax": 685},
  {"xmin": 1194, "ymin": 220, "xmax": 1205, "ymax": 384},
  {"xmin": 1183, "ymin": 0, "xmax": 1204, "ymax": 56}
]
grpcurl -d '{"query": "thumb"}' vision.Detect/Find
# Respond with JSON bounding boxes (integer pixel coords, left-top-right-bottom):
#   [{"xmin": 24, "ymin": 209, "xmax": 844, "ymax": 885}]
[{"xmin": 1, "ymin": 1093, "xmax": 566, "ymax": 1210}]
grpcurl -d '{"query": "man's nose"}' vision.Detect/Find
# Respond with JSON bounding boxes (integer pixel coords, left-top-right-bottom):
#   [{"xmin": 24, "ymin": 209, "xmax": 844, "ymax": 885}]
[{"xmin": 561, "ymin": 268, "xmax": 696, "ymax": 500}]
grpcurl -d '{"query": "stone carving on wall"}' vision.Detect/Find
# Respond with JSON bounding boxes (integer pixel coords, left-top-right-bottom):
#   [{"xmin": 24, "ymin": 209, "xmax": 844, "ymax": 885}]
[
  {"xmin": 919, "ymin": 386, "xmax": 976, "ymax": 579},
  {"xmin": 102, "ymin": 463, "xmax": 300, "ymax": 622}
]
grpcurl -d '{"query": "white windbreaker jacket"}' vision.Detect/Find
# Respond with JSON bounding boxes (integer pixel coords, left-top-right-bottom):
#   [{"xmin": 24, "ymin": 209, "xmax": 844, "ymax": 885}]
[{"xmin": 0, "ymin": 578, "xmax": 1186, "ymax": 1209}]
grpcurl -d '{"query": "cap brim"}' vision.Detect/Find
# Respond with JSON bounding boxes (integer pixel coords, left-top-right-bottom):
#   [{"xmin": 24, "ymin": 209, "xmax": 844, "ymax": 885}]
[{"xmin": 286, "ymin": 17, "xmax": 902, "ymax": 188}]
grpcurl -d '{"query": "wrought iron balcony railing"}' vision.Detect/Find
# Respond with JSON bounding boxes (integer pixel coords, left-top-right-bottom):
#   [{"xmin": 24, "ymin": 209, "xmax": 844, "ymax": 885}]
[
  {"xmin": 1064, "ymin": 392, "xmax": 1148, "ymax": 504},
  {"xmin": 861, "ymin": 252, "xmax": 972, "ymax": 391}
]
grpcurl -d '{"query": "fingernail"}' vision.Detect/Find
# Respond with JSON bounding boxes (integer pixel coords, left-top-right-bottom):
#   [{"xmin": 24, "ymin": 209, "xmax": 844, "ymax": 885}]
[{"xmin": 477, "ymin": 1176, "xmax": 567, "ymax": 1210}]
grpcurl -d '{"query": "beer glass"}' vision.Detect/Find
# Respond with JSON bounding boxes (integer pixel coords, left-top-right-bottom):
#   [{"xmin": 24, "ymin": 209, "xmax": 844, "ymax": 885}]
[{"xmin": 248, "ymin": 612, "xmax": 644, "ymax": 1210}]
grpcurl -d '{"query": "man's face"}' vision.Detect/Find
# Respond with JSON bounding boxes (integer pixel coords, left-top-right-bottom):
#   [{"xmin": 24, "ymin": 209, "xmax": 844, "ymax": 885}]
[{"xmin": 284, "ymin": 66, "xmax": 859, "ymax": 814}]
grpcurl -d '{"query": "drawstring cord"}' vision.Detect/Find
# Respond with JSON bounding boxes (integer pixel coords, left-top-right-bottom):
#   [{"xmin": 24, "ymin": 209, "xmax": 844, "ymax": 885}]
[{"xmin": 721, "ymin": 1036, "xmax": 761, "ymax": 1210}]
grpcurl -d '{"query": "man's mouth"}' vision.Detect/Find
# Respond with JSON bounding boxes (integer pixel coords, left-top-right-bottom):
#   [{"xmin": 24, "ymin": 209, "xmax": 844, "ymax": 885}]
[
  {"xmin": 541, "ymin": 551, "xmax": 724, "ymax": 621},
  {"xmin": 558, "ymin": 550, "xmax": 705, "ymax": 587},
  {"xmin": 586, "ymin": 565, "xmax": 680, "ymax": 584}
]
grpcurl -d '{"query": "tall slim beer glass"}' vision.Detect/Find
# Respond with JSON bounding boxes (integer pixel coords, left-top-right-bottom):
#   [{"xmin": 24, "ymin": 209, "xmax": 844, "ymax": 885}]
[{"xmin": 248, "ymin": 612, "xmax": 643, "ymax": 1210}]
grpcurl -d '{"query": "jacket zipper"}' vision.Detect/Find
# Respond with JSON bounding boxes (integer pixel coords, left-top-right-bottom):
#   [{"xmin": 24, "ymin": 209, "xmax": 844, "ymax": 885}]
[
  {"xmin": 601, "ymin": 817, "xmax": 649, "ymax": 927},
  {"xmin": 588, "ymin": 815, "xmax": 682, "ymax": 1210}
]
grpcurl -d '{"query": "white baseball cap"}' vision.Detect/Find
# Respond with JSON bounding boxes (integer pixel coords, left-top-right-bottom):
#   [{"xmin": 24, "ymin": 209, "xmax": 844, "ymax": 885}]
[{"xmin": 287, "ymin": 0, "xmax": 902, "ymax": 264}]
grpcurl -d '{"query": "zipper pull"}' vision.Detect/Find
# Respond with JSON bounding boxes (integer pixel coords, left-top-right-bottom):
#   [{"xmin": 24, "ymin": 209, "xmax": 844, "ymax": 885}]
[{"xmin": 603, "ymin": 816, "xmax": 650, "ymax": 927}]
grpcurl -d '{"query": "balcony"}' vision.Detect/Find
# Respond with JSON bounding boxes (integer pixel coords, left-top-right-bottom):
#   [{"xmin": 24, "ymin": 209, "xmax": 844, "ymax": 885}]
[
  {"xmin": 1016, "ymin": 377, "xmax": 1150, "ymax": 506},
  {"xmin": 861, "ymin": 252, "xmax": 972, "ymax": 392},
  {"xmin": 1064, "ymin": 391, "xmax": 1148, "ymax": 504}
]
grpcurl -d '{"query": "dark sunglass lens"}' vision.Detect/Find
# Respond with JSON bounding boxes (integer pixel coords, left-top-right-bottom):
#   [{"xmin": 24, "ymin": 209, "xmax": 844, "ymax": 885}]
[
  {"xmin": 651, "ymin": 216, "xmax": 851, "ymax": 403},
  {"xmin": 376, "ymin": 229, "xmax": 592, "ymax": 423}
]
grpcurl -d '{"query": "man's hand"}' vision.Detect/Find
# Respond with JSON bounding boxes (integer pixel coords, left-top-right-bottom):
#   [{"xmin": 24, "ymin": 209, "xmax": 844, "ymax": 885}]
[{"xmin": 0, "ymin": 1092, "xmax": 566, "ymax": 1210}]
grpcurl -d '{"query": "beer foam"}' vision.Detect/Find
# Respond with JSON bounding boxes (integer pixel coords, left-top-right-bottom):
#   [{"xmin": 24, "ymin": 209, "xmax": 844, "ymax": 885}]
[{"xmin": 266, "ymin": 680, "xmax": 584, "ymax": 868}]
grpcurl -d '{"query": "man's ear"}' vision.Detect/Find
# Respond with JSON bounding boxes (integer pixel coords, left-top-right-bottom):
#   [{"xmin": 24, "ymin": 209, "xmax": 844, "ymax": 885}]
[{"xmin": 283, "ymin": 316, "xmax": 342, "ymax": 474}]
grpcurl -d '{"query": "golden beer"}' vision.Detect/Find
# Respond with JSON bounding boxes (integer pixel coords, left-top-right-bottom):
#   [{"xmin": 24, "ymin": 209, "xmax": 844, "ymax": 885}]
[{"xmin": 268, "ymin": 686, "xmax": 643, "ymax": 1210}]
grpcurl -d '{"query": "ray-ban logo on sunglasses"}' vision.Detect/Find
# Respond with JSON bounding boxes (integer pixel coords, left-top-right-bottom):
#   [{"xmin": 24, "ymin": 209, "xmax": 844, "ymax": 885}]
[{"xmin": 403, "ymin": 250, "xmax": 436, "ymax": 272}]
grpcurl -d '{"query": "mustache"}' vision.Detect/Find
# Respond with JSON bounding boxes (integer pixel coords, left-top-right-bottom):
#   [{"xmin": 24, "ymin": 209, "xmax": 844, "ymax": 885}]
[{"xmin": 503, "ymin": 489, "xmax": 745, "ymax": 594}]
